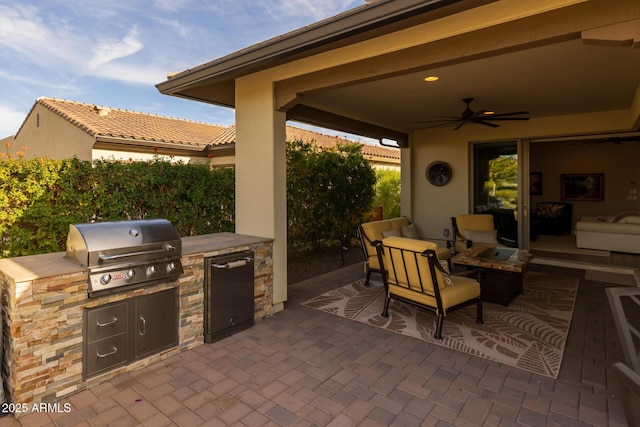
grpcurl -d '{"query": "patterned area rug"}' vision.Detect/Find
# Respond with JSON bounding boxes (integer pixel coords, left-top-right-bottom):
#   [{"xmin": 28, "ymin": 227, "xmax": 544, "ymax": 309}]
[{"xmin": 302, "ymin": 271, "xmax": 578, "ymax": 378}]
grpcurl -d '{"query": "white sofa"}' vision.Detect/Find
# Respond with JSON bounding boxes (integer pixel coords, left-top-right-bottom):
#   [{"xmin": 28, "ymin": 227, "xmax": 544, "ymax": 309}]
[{"xmin": 575, "ymin": 212, "xmax": 640, "ymax": 254}]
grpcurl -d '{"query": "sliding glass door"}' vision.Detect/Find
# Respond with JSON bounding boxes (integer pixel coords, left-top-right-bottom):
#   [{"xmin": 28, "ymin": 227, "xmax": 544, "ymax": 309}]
[{"xmin": 472, "ymin": 140, "xmax": 530, "ymax": 248}]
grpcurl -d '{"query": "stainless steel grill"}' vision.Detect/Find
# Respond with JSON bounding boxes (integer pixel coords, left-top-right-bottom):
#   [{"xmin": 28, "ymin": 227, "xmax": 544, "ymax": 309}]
[{"xmin": 66, "ymin": 219, "xmax": 183, "ymax": 296}]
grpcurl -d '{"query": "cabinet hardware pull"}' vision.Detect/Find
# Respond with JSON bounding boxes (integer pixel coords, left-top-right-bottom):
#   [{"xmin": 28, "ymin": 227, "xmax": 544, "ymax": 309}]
[
  {"xmin": 139, "ymin": 316, "xmax": 146, "ymax": 335},
  {"xmin": 96, "ymin": 346, "xmax": 118, "ymax": 358},
  {"xmin": 213, "ymin": 257, "xmax": 254, "ymax": 269},
  {"xmin": 96, "ymin": 317, "xmax": 118, "ymax": 327}
]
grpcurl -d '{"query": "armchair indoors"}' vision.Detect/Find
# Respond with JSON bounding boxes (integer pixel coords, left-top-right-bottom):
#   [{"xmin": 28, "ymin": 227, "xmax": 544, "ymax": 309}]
[
  {"xmin": 374, "ymin": 236, "xmax": 482, "ymax": 340},
  {"xmin": 451, "ymin": 214, "xmax": 516, "ymax": 253},
  {"xmin": 532, "ymin": 201, "xmax": 573, "ymax": 235}
]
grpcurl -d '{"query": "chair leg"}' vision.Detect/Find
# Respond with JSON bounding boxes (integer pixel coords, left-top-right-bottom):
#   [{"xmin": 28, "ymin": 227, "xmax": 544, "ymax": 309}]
[
  {"xmin": 476, "ymin": 299, "xmax": 483, "ymax": 324},
  {"xmin": 381, "ymin": 295, "xmax": 391, "ymax": 317},
  {"xmin": 364, "ymin": 267, "xmax": 372, "ymax": 286},
  {"xmin": 434, "ymin": 313, "xmax": 444, "ymax": 340}
]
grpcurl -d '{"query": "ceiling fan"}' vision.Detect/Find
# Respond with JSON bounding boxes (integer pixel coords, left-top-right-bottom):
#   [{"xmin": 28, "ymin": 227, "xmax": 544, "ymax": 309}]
[{"xmin": 415, "ymin": 97, "xmax": 530, "ymax": 130}]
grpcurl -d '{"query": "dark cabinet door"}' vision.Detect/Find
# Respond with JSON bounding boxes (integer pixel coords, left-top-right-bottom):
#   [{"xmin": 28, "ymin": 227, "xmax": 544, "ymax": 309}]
[
  {"xmin": 131, "ymin": 288, "xmax": 179, "ymax": 360},
  {"xmin": 205, "ymin": 251, "xmax": 254, "ymax": 342}
]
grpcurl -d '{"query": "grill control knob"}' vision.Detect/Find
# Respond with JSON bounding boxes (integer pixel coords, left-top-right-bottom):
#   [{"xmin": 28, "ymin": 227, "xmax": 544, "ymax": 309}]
[
  {"xmin": 146, "ymin": 265, "xmax": 158, "ymax": 276},
  {"xmin": 100, "ymin": 274, "xmax": 112, "ymax": 285},
  {"xmin": 125, "ymin": 269, "xmax": 136, "ymax": 280},
  {"xmin": 167, "ymin": 261, "xmax": 177, "ymax": 272}
]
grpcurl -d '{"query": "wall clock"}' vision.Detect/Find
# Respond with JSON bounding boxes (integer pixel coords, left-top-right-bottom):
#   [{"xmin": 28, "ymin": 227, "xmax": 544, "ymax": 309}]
[{"xmin": 425, "ymin": 161, "xmax": 452, "ymax": 186}]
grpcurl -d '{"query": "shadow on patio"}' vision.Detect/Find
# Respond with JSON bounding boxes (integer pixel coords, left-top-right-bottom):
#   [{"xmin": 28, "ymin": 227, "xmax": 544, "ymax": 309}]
[{"xmin": 3, "ymin": 256, "xmax": 635, "ymax": 426}]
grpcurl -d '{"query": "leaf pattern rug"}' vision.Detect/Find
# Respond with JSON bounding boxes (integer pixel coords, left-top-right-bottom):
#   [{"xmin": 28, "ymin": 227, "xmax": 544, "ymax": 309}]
[{"xmin": 302, "ymin": 271, "xmax": 578, "ymax": 378}]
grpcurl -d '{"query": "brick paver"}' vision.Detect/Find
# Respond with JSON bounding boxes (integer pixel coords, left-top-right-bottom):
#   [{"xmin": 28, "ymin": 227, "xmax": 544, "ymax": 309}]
[{"xmin": 0, "ymin": 261, "xmax": 633, "ymax": 426}]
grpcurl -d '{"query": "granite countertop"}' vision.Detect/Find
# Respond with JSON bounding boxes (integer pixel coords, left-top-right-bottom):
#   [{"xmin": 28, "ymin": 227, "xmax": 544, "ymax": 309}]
[
  {"xmin": 452, "ymin": 245, "xmax": 534, "ymax": 273},
  {"xmin": 0, "ymin": 233, "xmax": 272, "ymax": 283},
  {"xmin": 182, "ymin": 232, "xmax": 272, "ymax": 256}
]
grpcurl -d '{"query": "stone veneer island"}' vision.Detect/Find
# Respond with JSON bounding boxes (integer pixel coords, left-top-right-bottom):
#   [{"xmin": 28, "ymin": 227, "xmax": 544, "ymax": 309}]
[{"xmin": 0, "ymin": 232, "xmax": 273, "ymax": 412}]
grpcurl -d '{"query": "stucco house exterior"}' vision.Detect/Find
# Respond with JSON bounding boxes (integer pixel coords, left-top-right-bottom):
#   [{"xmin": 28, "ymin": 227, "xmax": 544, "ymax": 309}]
[
  {"xmin": 156, "ymin": 0, "xmax": 640, "ymax": 314},
  {"xmin": 10, "ymin": 97, "xmax": 399, "ymax": 168}
]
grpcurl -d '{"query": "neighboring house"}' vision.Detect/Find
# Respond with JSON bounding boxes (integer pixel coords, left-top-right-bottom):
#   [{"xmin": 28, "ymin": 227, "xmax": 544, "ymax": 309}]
[
  {"xmin": 10, "ymin": 97, "xmax": 399, "ymax": 168},
  {"xmin": 155, "ymin": 0, "xmax": 640, "ymax": 311}
]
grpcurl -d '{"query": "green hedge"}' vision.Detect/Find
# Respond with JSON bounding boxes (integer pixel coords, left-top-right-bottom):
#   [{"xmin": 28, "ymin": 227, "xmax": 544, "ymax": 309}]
[
  {"xmin": 1, "ymin": 141, "xmax": 376, "ymax": 258},
  {"xmin": 287, "ymin": 141, "xmax": 375, "ymax": 252},
  {"xmin": 1, "ymin": 157, "xmax": 234, "ymax": 257}
]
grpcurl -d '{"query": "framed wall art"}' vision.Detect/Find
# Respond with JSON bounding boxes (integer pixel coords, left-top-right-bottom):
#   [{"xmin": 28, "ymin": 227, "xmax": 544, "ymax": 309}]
[
  {"xmin": 561, "ymin": 173, "xmax": 604, "ymax": 201},
  {"xmin": 530, "ymin": 172, "xmax": 542, "ymax": 195}
]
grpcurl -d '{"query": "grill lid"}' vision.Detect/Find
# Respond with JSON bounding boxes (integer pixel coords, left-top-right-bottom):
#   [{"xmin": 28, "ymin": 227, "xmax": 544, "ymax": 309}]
[
  {"xmin": 66, "ymin": 219, "xmax": 183, "ymax": 296},
  {"xmin": 66, "ymin": 219, "xmax": 181, "ymax": 268}
]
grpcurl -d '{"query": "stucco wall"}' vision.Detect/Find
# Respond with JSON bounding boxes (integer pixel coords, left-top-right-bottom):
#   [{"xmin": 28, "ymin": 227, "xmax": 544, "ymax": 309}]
[
  {"xmin": 14, "ymin": 104, "xmax": 94, "ymax": 160},
  {"xmin": 409, "ymin": 111, "xmax": 639, "ymax": 242},
  {"xmin": 530, "ymin": 140, "xmax": 640, "ymax": 224}
]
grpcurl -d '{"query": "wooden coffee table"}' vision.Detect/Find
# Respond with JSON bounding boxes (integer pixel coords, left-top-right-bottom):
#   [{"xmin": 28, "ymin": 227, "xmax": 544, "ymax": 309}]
[{"xmin": 452, "ymin": 246, "xmax": 534, "ymax": 306}]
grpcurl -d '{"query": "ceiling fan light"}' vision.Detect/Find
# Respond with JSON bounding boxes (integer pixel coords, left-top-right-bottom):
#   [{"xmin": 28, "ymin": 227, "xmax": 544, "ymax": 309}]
[
  {"xmin": 483, "ymin": 111, "xmax": 495, "ymax": 115},
  {"xmin": 424, "ymin": 76, "xmax": 439, "ymax": 82}
]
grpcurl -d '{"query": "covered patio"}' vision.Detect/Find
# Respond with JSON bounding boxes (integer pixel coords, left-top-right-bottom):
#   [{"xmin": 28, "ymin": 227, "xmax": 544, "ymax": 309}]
[
  {"xmin": 156, "ymin": 0, "xmax": 640, "ymax": 318},
  {"xmin": 4, "ymin": 254, "xmax": 636, "ymax": 426}
]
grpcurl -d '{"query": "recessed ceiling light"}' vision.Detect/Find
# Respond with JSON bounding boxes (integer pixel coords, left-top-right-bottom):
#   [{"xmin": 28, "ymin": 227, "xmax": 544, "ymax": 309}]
[{"xmin": 424, "ymin": 76, "xmax": 439, "ymax": 82}]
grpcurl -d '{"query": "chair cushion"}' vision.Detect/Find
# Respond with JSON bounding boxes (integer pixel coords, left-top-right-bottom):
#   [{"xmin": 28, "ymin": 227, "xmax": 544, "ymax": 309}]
[
  {"xmin": 455, "ymin": 214, "xmax": 494, "ymax": 237},
  {"xmin": 382, "ymin": 236, "xmax": 442, "ymax": 288},
  {"xmin": 402, "ymin": 223, "xmax": 419, "ymax": 239},
  {"xmin": 382, "ymin": 229, "xmax": 401, "ymax": 238},
  {"xmin": 463, "ymin": 228, "xmax": 499, "ymax": 245},
  {"xmin": 388, "ymin": 274, "xmax": 479, "ymax": 314}
]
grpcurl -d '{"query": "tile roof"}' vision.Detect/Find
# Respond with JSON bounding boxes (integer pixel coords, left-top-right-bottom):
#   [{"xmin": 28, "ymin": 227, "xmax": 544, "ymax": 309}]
[
  {"xmin": 34, "ymin": 97, "xmax": 228, "ymax": 147},
  {"xmin": 215, "ymin": 125, "xmax": 400, "ymax": 161},
  {"xmin": 27, "ymin": 97, "xmax": 399, "ymax": 161}
]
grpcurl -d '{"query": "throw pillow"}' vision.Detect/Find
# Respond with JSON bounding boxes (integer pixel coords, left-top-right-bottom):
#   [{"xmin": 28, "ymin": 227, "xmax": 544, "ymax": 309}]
[
  {"xmin": 536, "ymin": 202, "xmax": 564, "ymax": 218},
  {"xmin": 438, "ymin": 260, "xmax": 454, "ymax": 286},
  {"xmin": 619, "ymin": 216, "xmax": 640, "ymax": 224},
  {"xmin": 463, "ymin": 228, "xmax": 499, "ymax": 244},
  {"xmin": 402, "ymin": 223, "xmax": 418, "ymax": 239},
  {"xmin": 382, "ymin": 229, "xmax": 401, "ymax": 238},
  {"xmin": 611, "ymin": 211, "xmax": 640, "ymax": 223}
]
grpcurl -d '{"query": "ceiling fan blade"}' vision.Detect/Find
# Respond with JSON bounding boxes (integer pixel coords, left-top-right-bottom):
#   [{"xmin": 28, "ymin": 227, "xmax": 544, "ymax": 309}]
[
  {"xmin": 453, "ymin": 121, "xmax": 468, "ymax": 131},
  {"xmin": 415, "ymin": 121, "xmax": 462, "ymax": 129},
  {"xmin": 479, "ymin": 117, "xmax": 530, "ymax": 121},
  {"xmin": 470, "ymin": 109, "xmax": 489, "ymax": 119},
  {"xmin": 474, "ymin": 121, "xmax": 499, "ymax": 128},
  {"xmin": 487, "ymin": 111, "xmax": 529, "ymax": 117},
  {"xmin": 412, "ymin": 118, "xmax": 460, "ymax": 124}
]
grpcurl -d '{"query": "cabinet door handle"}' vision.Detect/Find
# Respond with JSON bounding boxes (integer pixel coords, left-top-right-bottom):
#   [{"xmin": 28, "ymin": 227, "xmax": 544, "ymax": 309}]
[
  {"xmin": 139, "ymin": 316, "xmax": 146, "ymax": 335},
  {"xmin": 213, "ymin": 257, "xmax": 253, "ymax": 269},
  {"xmin": 96, "ymin": 317, "xmax": 118, "ymax": 327},
  {"xmin": 96, "ymin": 346, "xmax": 118, "ymax": 358}
]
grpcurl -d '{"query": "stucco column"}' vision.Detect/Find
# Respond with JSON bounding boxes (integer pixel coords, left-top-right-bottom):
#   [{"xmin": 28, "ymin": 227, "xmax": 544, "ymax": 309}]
[{"xmin": 235, "ymin": 75, "xmax": 287, "ymax": 312}]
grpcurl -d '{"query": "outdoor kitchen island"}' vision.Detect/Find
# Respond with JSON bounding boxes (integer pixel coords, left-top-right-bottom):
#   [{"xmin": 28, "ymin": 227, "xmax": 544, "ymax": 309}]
[{"xmin": 0, "ymin": 232, "xmax": 273, "ymax": 413}]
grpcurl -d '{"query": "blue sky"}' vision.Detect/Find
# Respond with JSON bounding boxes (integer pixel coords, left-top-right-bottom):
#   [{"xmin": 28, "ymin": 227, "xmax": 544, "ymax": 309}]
[{"xmin": 0, "ymin": 0, "xmax": 366, "ymax": 139}]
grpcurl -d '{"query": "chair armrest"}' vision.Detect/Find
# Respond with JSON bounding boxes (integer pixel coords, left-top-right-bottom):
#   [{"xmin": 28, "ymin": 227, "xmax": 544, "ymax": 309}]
[{"xmin": 498, "ymin": 237, "xmax": 518, "ymax": 248}]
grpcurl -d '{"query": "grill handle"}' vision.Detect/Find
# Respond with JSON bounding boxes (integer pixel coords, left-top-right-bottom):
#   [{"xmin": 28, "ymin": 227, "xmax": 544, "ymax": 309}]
[
  {"xmin": 213, "ymin": 257, "xmax": 253, "ymax": 270},
  {"xmin": 98, "ymin": 245, "xmax": 176, "ymax": 263}
]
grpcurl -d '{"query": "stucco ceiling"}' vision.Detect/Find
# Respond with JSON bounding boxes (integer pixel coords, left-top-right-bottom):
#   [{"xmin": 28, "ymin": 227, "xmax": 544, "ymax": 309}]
[{"xmin": 298, "ymin": 38, "xmax": 640, "ymax": 133}]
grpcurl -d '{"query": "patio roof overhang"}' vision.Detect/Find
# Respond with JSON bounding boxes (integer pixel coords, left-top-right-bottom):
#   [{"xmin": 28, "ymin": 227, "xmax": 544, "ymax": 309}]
[
  {"xmin": 157, "ymin": 0, "xmax": 640, "ymax": 145},
  {"xmin": 156, "ymin": 0, "xmax": 497, "ymax": 147}
]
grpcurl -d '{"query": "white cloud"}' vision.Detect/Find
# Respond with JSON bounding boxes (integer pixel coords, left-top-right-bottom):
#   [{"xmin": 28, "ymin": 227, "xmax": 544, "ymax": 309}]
[
  {"xmin": 0, "ymin": 104, "xmax": 29, "ymax": 138},
  {"xmin": 85, "ymin": 61, "xmax": 168, "ymax": 86},
  {"xmin": 88, "ymin": 27, "xmax": 144, "ymax": 69},
  {"xmin": 153, "ymin": 0, "xmax": 191, "ymax": 12}
]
